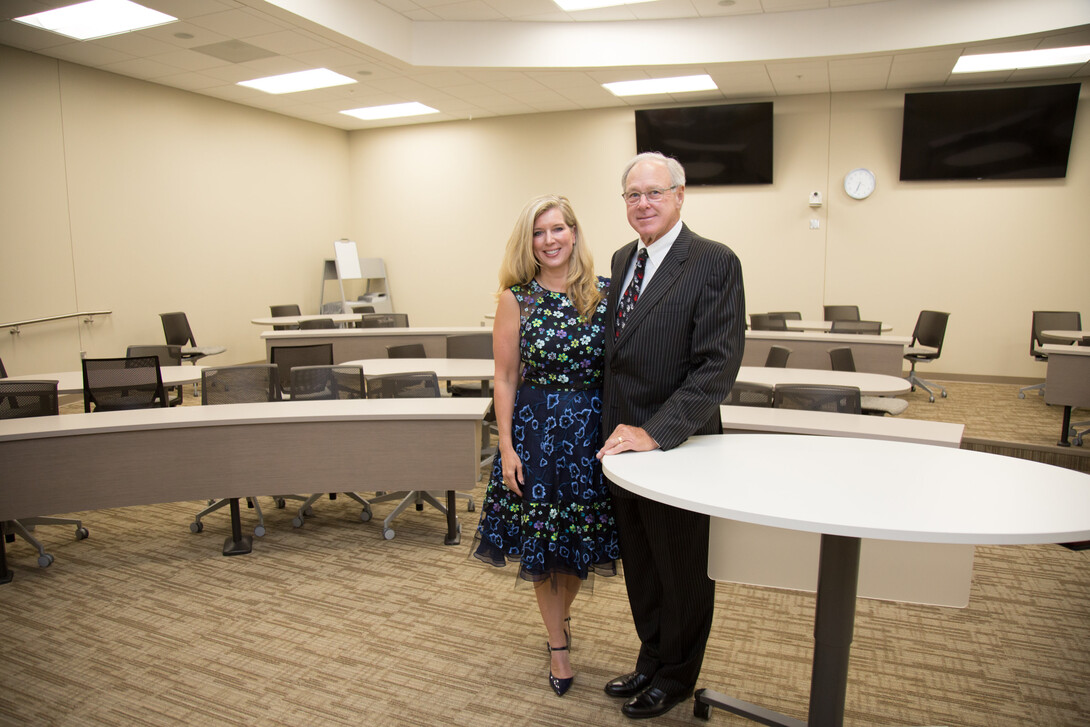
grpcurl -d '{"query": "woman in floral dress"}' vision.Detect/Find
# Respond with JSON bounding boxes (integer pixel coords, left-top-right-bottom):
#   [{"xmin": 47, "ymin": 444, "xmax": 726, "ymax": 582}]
[{"xmin": 473, "ymin": 194, "xmax": 618, "ymax": 697}]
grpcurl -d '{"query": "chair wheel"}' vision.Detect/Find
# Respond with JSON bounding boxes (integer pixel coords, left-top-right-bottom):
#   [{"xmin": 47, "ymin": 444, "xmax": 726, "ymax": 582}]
[
  {"xmin": 292, "ymin": 516, "xmax": 304, "ymax": 528},
  {"xmin": 275, "ymin": 498, "xmax": 286, "ymax": 509},
  {"xmin": 1018, "ymin": 392, "xmax": 1026, "ymax": 399},
  {"xmin": 304, "ymin": 506, "xmax": 314, "ymax": 516},
  {"xmin": 254, "ymin": 525, "xmax": 266, "ymax": 537},
  {"xmin": 928, "ymin": 395, "xmax": 935, "ymax": 403},
  {"xmin": 941, "ymin": 391, "xmax": 947, "ymax": 398},
  {"xmin": 383, "ymin": 528, "xmax": 395, "ymax": 540},
  {"xmin": 76, "ymin": 527, "xmax": 89, "ymax": 540},
  {"xmin": 360, "ymin": 510, "xmax": 372, "ymax": 522},
  {"xmin": 190, "ymin": 521, "xmax": 204, "ymax": 533},
  {"xmin": 38, "ymin": 553, "xmax": 54, "ymax": 568}
]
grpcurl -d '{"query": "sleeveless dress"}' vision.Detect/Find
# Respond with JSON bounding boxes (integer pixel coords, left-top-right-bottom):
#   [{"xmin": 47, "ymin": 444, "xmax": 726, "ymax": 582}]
[{"xmin": 473, "ymin": 277, "xmax": 619, "ymax": 582}]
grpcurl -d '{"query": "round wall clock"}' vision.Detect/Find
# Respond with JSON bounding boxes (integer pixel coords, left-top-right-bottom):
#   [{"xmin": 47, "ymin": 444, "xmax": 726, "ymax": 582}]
[{"xmin": 843, "ymin": 168, "xmax": 876, "ymax": 199}]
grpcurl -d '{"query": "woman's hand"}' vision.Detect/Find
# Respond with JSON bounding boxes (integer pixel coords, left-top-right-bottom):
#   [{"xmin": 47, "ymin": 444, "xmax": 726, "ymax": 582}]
[{"xmin": 500, "ymin": 445, "xmax": 524, "ymax": 497}]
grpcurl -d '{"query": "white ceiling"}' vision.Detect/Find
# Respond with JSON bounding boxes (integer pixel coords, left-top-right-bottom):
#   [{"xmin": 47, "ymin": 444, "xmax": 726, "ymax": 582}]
[{"xmin": 1, "ymin": 0, "xmax": 1088, "ymax": 131}]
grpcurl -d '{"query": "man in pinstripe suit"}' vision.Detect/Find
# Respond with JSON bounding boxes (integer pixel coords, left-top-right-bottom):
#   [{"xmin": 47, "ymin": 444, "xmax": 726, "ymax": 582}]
[{"xmin": 597, "ymin": 152, "xmax": 746, "ymax": 719}]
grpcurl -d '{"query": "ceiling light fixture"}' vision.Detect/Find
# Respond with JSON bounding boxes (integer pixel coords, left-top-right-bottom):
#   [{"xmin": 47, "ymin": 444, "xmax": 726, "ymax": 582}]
[
  {"xmin": 340, "ymin": 102, "xmax": 440, "ymax": 121},
  {"xmin": 238, "ymin": 68, "xmax": 357, "ymax": 94},
  {"xmin": 554, "ymin": 0, "xmax": 657, "ymax": 11},
  {"xmin": 952, "ymin": 45, "xmax": 1090, "ymax": 73},
  {"xmin": 602, "ymin": 74, "xmax": 718, "ymax": 97},
  {"xmin": 14, "ymin": 0, "xmax": 177, "ymax": 40}
]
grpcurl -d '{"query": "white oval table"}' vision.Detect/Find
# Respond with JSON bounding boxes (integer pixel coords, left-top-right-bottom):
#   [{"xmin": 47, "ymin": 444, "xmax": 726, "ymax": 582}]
[{"xmin": 602, "ymin": 434, "xmax": 1090, "ymax": 727}]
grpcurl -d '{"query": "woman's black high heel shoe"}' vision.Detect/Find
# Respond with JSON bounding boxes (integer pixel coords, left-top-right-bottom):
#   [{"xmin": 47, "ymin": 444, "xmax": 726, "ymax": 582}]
[{"xmin": 547, "ymin": 643, "xmax": 573, "ymax": 697}]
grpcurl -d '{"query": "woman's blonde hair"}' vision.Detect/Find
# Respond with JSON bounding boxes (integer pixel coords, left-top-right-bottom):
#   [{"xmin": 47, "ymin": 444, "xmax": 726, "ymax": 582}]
[{"xmin": 498, "ymin": 194, "xmax": 602, "ymax": 322}]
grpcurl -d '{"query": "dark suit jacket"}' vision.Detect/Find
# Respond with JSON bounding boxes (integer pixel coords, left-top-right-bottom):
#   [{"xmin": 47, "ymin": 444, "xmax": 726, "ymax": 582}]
[{"xmin": 603, "ymin": 224, "xmax": 746, "ymax": 495}]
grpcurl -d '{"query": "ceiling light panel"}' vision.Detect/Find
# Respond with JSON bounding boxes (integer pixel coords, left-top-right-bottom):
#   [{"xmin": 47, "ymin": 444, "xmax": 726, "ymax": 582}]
[
  {"xmin": 554, "ymin": 0, "xmax": 658, "ymax": 10},
  {"xmin": 14, "ymin": 0, "xmax": 177, "ymax": 41},
  {"xmin": 340, "ymin": 102, "xmax": 440, "ymax": 121},
  {"xmin": 238, "ymin": 68, "xmax": 357, "ymax": 94},
  {"xmin": 952, "ymin": 45, "xmax": 1090, "ymax": 73},
  {"xmin": 602, "ymin": 74, "xmax": 719, "ymax": 97}
]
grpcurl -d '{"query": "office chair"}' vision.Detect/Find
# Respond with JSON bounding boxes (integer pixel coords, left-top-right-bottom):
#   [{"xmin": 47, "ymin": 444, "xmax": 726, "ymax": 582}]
[
  {"xmin": 360, "ymin": 313, "xmax": 409, "ymax": 328},
  {"xmin": 0, "ymin": 379, "xmax": 88, "ymax": 570},
  {"xmin": 824, "ymin": 305, "xmax": 860, "ymax": 322},
  {"xmin": 445, "ymin": 332, "xmax": 497, "ymax": 462},
  {"xmin": 285, "ymin": 365, "xmax": 374, "ymax": 529},
  {"xmin": 365, "ymin": 372, "xmax": 470, "ymax": 540},
  {"xmin": 270, "ymin": 304, "xmax": 302, "ymax": 330},
  {"xmin": 768, "ymin": 311, "xmax": 802, "ymax": 321},
  {"xmin": 764, "ymin": 345, "xmax": 792, "ymax": 367},
  {"xmin": 723, "ymin": 381, "xmax": 774, "ymax": 407},
  {"xmin": 126, "ymin": 344, "xmax": 184, "ymax": 406},
  {"xmin": 298, "ymin": 317, "xmax": 336, "ymax": 330},
  {"xmin": 903, "ymin": 310, "xmax": 950, "ymax": 403},
  {"xmin": 1018, "ymin": 311, "xmax": 1082, "ymax": 398},
  {"xmin": 773, "ymin": 383, "xmax": 862, "ymax": 414},
  {"xmin": 159, "ymin": 311, "xmax": 226, "ymax": 366},
  {"xmin": 192, "ymin": 364, "xmax": 283, "ymax": 555},
  {"xmin": 828, "ymin": 347, "xmax": 907, "ymax": 416},
  {"xmin": 830, "ymin": 320, "xmax": 882, "ymax": 334},
  {"xmin": 749, "ymin": 313, "xmax": 788, "ymax": 331},
  {"xmin": 270, "ymin": 343, "xmax": 334, "ymax": 397},
  {"xmin": 82, "ymin": 356, "xmax": 168, "ymax": 412},
  {"xmin": 386, "ymin": 343, "xmax": 427, "ymax": 358}
]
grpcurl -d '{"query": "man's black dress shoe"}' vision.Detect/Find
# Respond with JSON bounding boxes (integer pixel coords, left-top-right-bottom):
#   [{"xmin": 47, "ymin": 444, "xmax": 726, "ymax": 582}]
[
  {"xmin": 603, "ymin": 671, "xmax": 652, "ymax": 698},
  {"xmin": 621, "ymin": 686, "xmax": 693, "ymax": 720}
]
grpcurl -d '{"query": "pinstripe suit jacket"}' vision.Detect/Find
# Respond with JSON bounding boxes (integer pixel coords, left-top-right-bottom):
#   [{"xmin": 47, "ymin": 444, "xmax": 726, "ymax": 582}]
[{"xmin": 603, "ymin": 224, "xmax": 746, "ymax": 494}]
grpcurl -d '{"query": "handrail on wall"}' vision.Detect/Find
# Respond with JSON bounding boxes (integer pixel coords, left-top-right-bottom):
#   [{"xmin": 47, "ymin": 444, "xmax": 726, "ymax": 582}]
[{"xmin": 2, "ymin": 310, "xmax": 112, "ymax": 335}]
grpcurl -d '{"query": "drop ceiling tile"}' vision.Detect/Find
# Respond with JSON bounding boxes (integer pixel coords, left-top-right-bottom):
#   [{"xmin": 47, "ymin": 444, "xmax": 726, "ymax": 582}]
[
  {"xmin": 429, "ymin": 1, "xmax": 505, "ymax": 21},
  {"xmin": 150, "ymin": 48, "xmax": 232, "ymax": 72},
  {"xmin": 245, "ymin": 29, "xmax": 330, "ymax": 55},
  {"xmin": 186, "ymin": 8, "xmax": 289, "ymax": 39},
  {"xmin": 767, "ymin": 60, "xmax": 829, "ymax": 94},
  {"xmin": 41, "ymin": 42, "xmax": 133, "ymax": 66},
  {"xmin": 154, "ymin": 71, "xmax": 228, "ymax": 91},
  {"xmin": 887, "ymin": 49, "xmax": 959, "ymax": 87},
  {"xmin": 100, "ymin": 55, "xmax": 182, "ymax": 80},
  {"xmin": 829, "ymin": 56, "xmax": 892, "ymax": 92}
]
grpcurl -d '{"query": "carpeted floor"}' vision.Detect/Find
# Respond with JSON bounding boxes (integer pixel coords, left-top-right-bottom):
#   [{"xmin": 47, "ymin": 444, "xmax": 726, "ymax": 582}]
[{"xmin": 2, "ymin": 379, "xmax": 1088, "ymax": 726}]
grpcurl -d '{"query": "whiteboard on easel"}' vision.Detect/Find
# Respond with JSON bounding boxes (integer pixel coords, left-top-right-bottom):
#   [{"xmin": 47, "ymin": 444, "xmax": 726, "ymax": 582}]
[{"xmin": 333, "ymin": 240, "xmax": 362, "ymax": 280}]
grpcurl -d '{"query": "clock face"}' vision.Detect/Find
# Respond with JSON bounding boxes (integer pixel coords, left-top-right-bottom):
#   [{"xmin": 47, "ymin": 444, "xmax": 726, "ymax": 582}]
[{"xmin": 844, "ymin": 168, "xmax": 876, "ymax": 199}]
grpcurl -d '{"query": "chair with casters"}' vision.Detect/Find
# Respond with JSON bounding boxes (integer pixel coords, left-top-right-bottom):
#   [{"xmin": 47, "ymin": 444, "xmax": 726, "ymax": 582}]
[
  {"xmin": 764, "ymin": 345, "xmax": 792, "ymax": 368},
  {"xmin": 723, "ymin": 381, "xmax": 774, "ymax": 407},
  {"xmin": 830, "ymin": 320, "xmax": 882, "ymax": 335},
  {"xmin": 360, "ymin": 313, "xmax": 409, "ymax": 328},
  {"xmin": 828, "ymin": 347, "xmax": 908, "ymax": 416},
  {"xmin": 126, "ymin": 344, "xmax": 184, "ymax": 406},
  {"xmin": 285, "ymin": 365, "xmax": 373, "ymax": 529},
  {"xmin": 387, "ymin": 342, "xmax": 427, "ymax": 359},
  {"xmin": 445, "ymin": 332, "xmax": 497, "ymax": 464},
  {"xmin": 159, "ymin": 311, "xmax": 226, "ymax": 366},
  {"xmin": 298, "ymin": 317, "xmax": 336, "ymax": 330},
  {"xmin": 270, "ymin": 343, "xmax": 334, "ymax": 398},
  {"xmin": 270, "ymin": 304, "xmax": 301, "ymax": 330},
  {"xmin": 365, "ymin": 372, "xmax": 471, "ymax": 540},
  {"xmin": 768, "ymin": 311, "xmax": 802, "ymax": 321},
  {"xmin": 903, "ymin": 310, "xmax": 950, "ymax": 403},
  {"xmin": 749, "ymin": 313, "xmax": 788, "ymax": 331},
  {"xmin": 824, "ymin": 305, "xmax": 860, "ymax": 322},
  {"xmin": 82, "ymin": 356, "xmax": 168, "ymax": 412},
  {"xmin": 773, "ymin": 384, "xmax": 862, "ymax": 414},
  {"xmin": 193, "ymin": 364, "xmax": 282, "ymax": 555},
  {"xmin": 1018, "ymin": 311, "xmax": 1082, "ymax": 398},
  {"xmin": 0, "ymin": 380, "xmax": 89, "ymax": 572}
]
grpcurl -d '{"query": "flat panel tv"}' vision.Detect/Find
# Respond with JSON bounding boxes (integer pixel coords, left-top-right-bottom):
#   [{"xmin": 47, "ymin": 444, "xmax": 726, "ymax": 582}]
[
  {"xmin": 899, "ymin": 83, "xmax": 1080, "ymax": 181},
  {"xmin": 635, "ymin": 102, "xmax": 773, "ymax": 185}
]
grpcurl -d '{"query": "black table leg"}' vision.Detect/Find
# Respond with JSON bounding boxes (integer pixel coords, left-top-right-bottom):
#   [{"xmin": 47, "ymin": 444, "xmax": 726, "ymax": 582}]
[
  {"xmin": 694, "ymin": 533, "xmax": 861, "ymax": 727},
  {"xmin": 1058, "ymin": 405, "xmax": 1072, "ymax": 447},
  {"xmin": 444, "ymin": 490, "xmax": 460, "ymax": 546},
  {"xmin": 1, "ymin": 523, "xmax": 13, "ymax": 585},
  {"xmin": 223, "ymin": 497, "xmax": 253, "ymax": 556}
]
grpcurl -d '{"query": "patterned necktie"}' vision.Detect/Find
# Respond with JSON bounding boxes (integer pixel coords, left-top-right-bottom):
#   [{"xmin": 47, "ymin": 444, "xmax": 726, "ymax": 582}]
[{"xmin": 615, "ymin": 248, "xmax": 648, "ymax": 336}]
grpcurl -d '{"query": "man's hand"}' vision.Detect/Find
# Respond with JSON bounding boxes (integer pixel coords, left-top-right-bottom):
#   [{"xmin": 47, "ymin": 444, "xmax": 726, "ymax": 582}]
[{"xmin": 597, "ymin": 425, "xmax": 658, "ymax": 460}]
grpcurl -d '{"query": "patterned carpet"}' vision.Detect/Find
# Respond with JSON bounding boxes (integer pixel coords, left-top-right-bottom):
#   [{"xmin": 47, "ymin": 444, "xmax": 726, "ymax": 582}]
[{"xmin": 2, "ymin": 379, "xmax": 1088, "ymax": 726}]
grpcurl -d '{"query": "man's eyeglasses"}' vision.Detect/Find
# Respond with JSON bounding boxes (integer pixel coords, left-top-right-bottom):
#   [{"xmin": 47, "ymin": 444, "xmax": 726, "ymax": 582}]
[{"xmin": 622, "ymin": 185, "xmax": 678, "ymax": 205}]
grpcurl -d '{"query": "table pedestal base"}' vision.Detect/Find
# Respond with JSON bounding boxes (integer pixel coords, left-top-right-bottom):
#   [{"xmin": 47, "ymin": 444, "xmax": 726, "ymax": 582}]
[
  {"xmin": 222, "ymin": 498, "xmax": 253, "ymax": 556},
  {"xmin": 444, "ymin": 491, "xmax": 460, "ymax": 546},
  {"xmin": 695, "ymin": 534, "xmax": 860, "ymax": 727}
]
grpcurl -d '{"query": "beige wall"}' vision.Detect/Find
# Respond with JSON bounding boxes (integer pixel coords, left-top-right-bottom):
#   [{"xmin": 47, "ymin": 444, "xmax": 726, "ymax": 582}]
[{"xmin": 3, "ymin": 42, "xmax": 1088, "ymax": 380}]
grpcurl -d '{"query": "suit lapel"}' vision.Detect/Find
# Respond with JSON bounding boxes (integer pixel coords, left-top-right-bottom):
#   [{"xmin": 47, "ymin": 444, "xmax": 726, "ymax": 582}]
[{"xmin": 614, "ymin": 226, "xmax": 693, "ymax": 348}]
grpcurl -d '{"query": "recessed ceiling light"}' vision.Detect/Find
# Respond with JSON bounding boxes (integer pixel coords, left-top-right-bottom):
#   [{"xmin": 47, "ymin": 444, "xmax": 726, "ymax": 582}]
[
  {"xmin": 14, "ymin": 0, "xmax": 177, "ymax": 41},
  {"xmin": 952, "ymin": 45, "xmax": 1090, "ymax": 73},
  {"xmin": 554, "ymin": 0, "xmax": 657, "ymax": 10},
  {"xmin": 602, "ymin": 74, "xmax": 719, "ymax": 97},
  {"xmin": 340, "ymin": 102, "xmax": 440, "ymax": 121},
  {"xmin": 238, "ymin": 68, "xmax": 357, "ymax": 95}
]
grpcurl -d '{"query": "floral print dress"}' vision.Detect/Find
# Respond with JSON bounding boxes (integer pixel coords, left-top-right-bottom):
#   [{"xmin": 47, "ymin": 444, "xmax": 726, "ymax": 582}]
[{"xmin": 473, "ymin": 277, "xmax": 619, "ymax": 581}]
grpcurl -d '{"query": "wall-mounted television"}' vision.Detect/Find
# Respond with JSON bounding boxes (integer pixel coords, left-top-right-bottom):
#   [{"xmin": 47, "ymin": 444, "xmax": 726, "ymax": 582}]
[
  {"xmin": 899, "ymin": 83, "xmax": 1080, "ymax": 181},
  {"xmin": 635, "ymin": 102, "xmax": 773, "ymax": 186}
]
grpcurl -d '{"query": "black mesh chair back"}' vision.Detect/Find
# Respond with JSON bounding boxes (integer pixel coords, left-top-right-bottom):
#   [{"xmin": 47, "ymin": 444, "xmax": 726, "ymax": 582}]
[
  {"xmin": 126, "ymin": 344, "xmax": 184, "ymax": 406},
  {"xmin": 366, "ymin": 372, "xmax": 440, "ymax": 399},
  {"xmin": 828, "ymin": 347, "xmax": 856, "ymax": 372},
  {"xmin": 774, "ymin": 384, "xmax": 861, "ymax": 414},
  {"xmin": 1031, "ymin": 311, "xmax": 1082, "ymax": 354},
  {"xmin": 824, "ymin": 305, "xmax": 860, "ymax": 322},
  {"xmin": 270, "ymin": 304, "xmax": 302, "ymax": 330},
  {"xmin": 160, "ymin": 311, "xmax": 197, "ymax": 347},
  {"xmin": 360, "ymin": 313, "xmax": 409, "ymax": 328},
  {"xmin": 750, "ymin": 313, "xmax": 787, "ymax": 331},
  {"xmin": 298, "ymin": 317, "xmax": 336, "ymax": 330},
  {"xmin": 764, "ymin": 345, "xmax": 791, "ymax": 368},
  {"xmin": 446, "ymin": 333, "xmax": 493, "ymax": 359},
  {"xmin": 82, "ymin": 356, "xmax": 167, "ymax": 412},
  {"xmin": 910, "ymin": 310, "xmax": 950, "ymax": 355},
  {"xmin": 830, "ymin": 320, "xmax": 882, "ymax": 335},
  {"xmin": 0, "ymin": 379, "xmax": 59, "ymax": 419},
  {"xmin": 270, "ymin": 344, "xmax": 334, "ymax": 396},
  {"xmin": 387, "ymin": 343, "xmax": 427, "ymax": 358},
  {"xmin": 768, "ymin": 311, "xmax": 802, "ymax": 321},
  {"xmin": 201, "ymin": 364, "xmax": 281, "ymax": 405},
  {"xmin": 289, "ymin": 365, "xmax": 365, "ymax": 400},
  {"xmin": 723, "ymin": 381, "xmax": 774, "ymax": 407}
]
